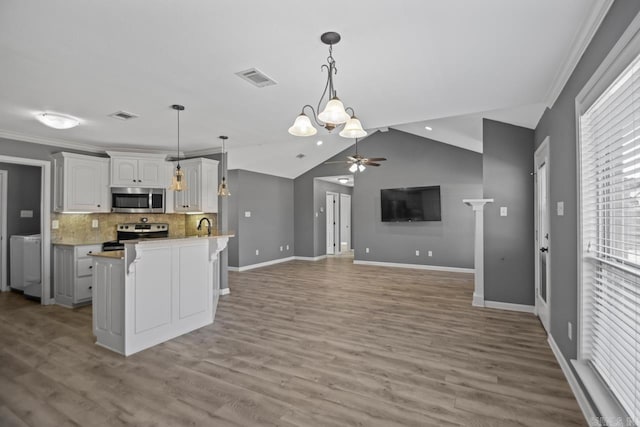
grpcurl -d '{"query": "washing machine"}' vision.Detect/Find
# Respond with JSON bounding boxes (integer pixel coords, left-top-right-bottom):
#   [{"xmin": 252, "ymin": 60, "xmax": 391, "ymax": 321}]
[{"xmin": 10, "ymin": 234, "xmax": 41, "ymax": 298}]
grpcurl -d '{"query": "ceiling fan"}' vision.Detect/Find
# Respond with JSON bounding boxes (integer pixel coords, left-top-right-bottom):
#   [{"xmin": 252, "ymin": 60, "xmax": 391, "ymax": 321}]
[{"xmin": 325, "ymin": 138, "xmax": 387, "ymax": 172}]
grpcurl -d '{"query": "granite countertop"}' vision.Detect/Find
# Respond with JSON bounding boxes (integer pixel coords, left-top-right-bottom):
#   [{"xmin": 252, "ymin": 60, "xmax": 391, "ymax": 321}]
[
  {"xmin": 122, "ymin": 234, "xmax": 234, "ymax": 244},
  {"xmin": 52, "ymin": 238, "xmax": 105, "ymax": 246},
  {"xmin": 89, "ymin": 250, "xmax": 124, "ymax": 260}
]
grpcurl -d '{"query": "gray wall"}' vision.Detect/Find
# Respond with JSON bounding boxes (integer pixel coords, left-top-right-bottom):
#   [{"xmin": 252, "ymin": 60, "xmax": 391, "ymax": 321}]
[
  {"xmin": 226, "ymin": 170, "xmax": 294, "ymax": 268},
  {"xmin": 0, "ymin": 162, "xmax": 42, "ymax": 284},
  {"xmin": 533, "ymin": 0, "xmax": 640, "ymax": 364},
  {"xmin": 295, "ymin": 129, "xmax": 483, "ymax": 268},
  {"xmin": 313, "ymin": 180, "xmax": 353, "ymax": 257},
  {"xmin": 482, "ymin": 120, "xmax": 535, "ymax": 305}
]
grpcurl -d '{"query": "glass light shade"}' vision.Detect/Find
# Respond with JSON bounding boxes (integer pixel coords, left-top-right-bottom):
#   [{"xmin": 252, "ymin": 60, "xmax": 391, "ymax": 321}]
[
  {"xmin": 35, "ymin": 112, "xmax": 80, "ymax": 129},
  {"xmin": 339, "ymin": 116, "xmax": 367, "ymax": 138},
  {"xmin": 318, "ymin": 97, "xmax": 350, "ymax": 125},
  {"xmin": 218, "ymin": 178, "xmax": 231, "ymax": 196},
  {"xmin": 349, "ymin": 163, "xmax": 358, "ymax": 173},
  {"xmin": 358, "ymin": 164, "xmax": 366, "ymax": 172},
  {"xmin": 168, "ymin": 167, "xmax": 186, "ymax": 191},
  {"xmin": 288, "ymin": 113, "xmax": 317, "ymax": 136}
]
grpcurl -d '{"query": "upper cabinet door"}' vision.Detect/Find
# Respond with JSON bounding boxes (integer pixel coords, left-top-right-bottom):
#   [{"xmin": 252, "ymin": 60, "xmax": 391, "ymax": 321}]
[
  {"xmin": 111, "ymin": 158, "xmax": 138, "ymax": 186},
  {"xmin": 55, "ymin": 154, "xmax": 109, "ymax": 213},
  {"xmin": 138, "ymin": 160, "xmax": 164, "ymax": 187}
]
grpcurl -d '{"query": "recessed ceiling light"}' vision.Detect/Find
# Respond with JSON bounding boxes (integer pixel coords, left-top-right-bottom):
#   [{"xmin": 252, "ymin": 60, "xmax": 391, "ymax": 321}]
[
  {"xmin": 424, "ymin": 126, "xmax": 433, "ymax": 131},
  {"xmin": 316, "ymin": 140, "xmax": 323, "ymax": 146},
  {"xmin": 35, "ymin": 112, "xmax": 80, "ymax": 129}
]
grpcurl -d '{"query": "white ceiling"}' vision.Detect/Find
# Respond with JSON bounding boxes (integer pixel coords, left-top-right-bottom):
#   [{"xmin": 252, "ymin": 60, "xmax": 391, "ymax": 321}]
[{"xmin": 0, "ymin": 0, "xmax": 611, "ymax": 178}]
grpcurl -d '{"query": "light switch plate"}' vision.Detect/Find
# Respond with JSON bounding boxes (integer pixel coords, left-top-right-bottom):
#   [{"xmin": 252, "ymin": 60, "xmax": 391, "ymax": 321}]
[
  {"xmin": 92, "ymin": 219, "xmax": 99, "ymax": 228},
  {"xmin": 557, "ymin": 201, "xmax": 564, "ymax": 216},
  {"xmin": 500, "ymin": 207, "xmax": 507, "ymax": 216},
  {"xmin": 20, "ymin": 210, "xmax": 33, "ymax": 218},
  {"xmin": 52, "ymin": 220, "xmax": 59, "ymax": 229},
  {"xmin": 244, "ymin": 211, "xmax": 251, "ymax": 218}
]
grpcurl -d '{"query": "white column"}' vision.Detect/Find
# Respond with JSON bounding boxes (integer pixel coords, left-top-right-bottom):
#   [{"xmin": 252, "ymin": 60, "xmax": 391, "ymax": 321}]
[{"xmin": 463, "ymin": 199, "xmax": 494, "ymax": 307}]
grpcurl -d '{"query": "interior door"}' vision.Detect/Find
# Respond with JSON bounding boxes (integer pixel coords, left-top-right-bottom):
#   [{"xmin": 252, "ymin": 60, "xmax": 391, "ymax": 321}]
[
  {"xmin": 326, "ymin": 192, "xmax": 338, "ymax": 255},
  {"xmin": 0, "ymin": 170, "xmax": 6, "ymax": 291},
  {"xmin": 340, "ymin": 194, "xmax": 351, "ymax": 252},
  {"xmin": 534, "ymin": 140, "xmax": 551, "ymax": 333}
]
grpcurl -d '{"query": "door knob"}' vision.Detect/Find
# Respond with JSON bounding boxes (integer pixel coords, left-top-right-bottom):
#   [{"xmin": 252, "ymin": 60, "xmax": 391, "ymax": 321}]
[{"xmin": 540, "ymin": 247, "xmax": 549, "ymax": 253}]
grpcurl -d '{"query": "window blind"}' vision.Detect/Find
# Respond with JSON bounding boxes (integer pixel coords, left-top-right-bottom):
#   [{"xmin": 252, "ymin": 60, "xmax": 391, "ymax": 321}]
[{"xmin": 580, "ymin": 52, "xmax": 640, "ymax": 426}]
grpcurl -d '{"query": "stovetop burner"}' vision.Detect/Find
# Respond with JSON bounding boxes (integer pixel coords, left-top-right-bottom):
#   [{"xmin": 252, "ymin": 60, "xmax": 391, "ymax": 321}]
[{"xmin": 102, "ymin": 223, "xmax": 169, "ymax": 251}]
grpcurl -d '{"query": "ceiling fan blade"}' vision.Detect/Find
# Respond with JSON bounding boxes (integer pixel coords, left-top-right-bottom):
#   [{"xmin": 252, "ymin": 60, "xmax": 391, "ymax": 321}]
[
  {"xmin": 347, "ymin": 156, "xmax": 359, "ymax": 162},
  {"xmin": 366, "ymin": 157, "xmax": 387, "ymax": 162},
  {"xmin": 367, "ymin": 162, "xmax": 381, "ymax": 167}
]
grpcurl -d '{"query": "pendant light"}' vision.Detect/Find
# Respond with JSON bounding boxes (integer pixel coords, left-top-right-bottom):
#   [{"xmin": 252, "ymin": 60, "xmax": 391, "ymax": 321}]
[
  {"xmin": 288, "ymin": 32, "xmax": 367, "ymax": 139},
  {"xmin": 217, "ymin": 135, "xmax": 230, "ymax": 197},
  {"xmin": 168, "ymin": 104, "xmax": 186, "ymax": 192}
]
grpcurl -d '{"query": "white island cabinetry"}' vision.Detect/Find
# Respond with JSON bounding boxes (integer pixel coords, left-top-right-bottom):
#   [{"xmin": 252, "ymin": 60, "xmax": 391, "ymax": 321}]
[{"xmin": 91, "ymin": 235, "xmax": 230, "ymax": 356}]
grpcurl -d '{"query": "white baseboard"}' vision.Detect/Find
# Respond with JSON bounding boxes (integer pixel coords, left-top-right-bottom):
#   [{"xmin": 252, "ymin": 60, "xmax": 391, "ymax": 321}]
[
  {"xmin": 293, "ymin": 255, "xmax": 327, "ymax": 262},
  {"xmin": 228, "ymin": 256, "xmax": 295, "ymax": 272},
  {"xmin": 220, "ymin": 288, "xmax": 230, "ymax": 296},
  {"xmin": 547, "ymin": 335, "xmax": 596, "ymax": 426},
  {"xmin": 353, "ymin": 260, "xmax": 474, "ymax": 274},
  {"xmin": 483, "ymin": 300, "xmax": 535, "ymax": 313}
]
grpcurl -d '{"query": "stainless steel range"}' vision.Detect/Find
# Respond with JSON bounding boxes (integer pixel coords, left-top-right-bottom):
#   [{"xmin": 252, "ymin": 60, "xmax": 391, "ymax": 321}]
[{"xmin": 102, "ymin": 223, "xmax": 169, "ymax": 251}]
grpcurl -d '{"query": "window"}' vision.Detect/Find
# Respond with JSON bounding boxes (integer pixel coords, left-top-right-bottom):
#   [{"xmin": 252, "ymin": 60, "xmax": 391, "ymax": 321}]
[{"xmin": 579, "ymin": 51, "xmax": 640, "ymax": 425}]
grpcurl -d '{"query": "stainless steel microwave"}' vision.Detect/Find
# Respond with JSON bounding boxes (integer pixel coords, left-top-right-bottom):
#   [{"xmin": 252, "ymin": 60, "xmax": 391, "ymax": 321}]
[{"xmin": 111, "ymin": 187, "xmax": 165, "ymax": 213}]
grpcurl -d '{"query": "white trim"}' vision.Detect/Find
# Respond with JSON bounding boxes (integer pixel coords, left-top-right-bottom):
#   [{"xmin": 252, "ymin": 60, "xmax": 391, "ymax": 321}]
[
  {"xmin": 533, "ymin": 137, "xmax": 551, "ymax": 333},
  {"xmin": 353, "ymin": 260, "xmax": 474, "ymax": 274},
  {"xmin": 294, "ymin": 255, "xmax": 327, "ymax": 261},
  {"xmin": 0, "ymin": 155, "xmax": 52, "ymax": 305},
  {"xmin": 228, "ymin": 256, "xmax": 295, "ymax": 272},
  {"xmin": 184, "ymin": 147, "xmax": 223, "ymax": 158},
  {"xmin": 220, "ymin": 288, "xmax": 230, "ymax": 296},
  {"xmin": 0, "ymin": 129, "xmax": 104, "ymax": 154},
  {"xmin": 547, "ymin": 335, "xmax": 598, "ymax": 426},
  {"xmin": 544, "ymin": 0, "xmax": 615, "ymax": 108},
  {"xmin": 0, "ymin": 170, "xmax": 7, "ymax": 292},
  {"xmin": 484, "ymin": 300, "xmax": 535, "ymax": 313}
]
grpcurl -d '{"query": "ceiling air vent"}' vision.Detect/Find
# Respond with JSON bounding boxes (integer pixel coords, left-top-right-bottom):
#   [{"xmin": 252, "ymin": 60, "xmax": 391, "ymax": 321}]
[
  {"xmin": 296, "ymin": 153, "xmax": 306, "ymax": 159},
  {"xmin": 109, "ymin": 110, "xmax": 139, "ymax": 121},
  {"xmin": 235, "ymin": 68, "xmax": 277, "ymax": 88}
]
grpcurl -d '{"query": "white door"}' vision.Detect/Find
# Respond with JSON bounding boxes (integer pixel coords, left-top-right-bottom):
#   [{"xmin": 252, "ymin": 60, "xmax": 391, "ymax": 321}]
[
  {"xmin": 534, "ymin": 139, "xmax": 551, "ymax": 333},
  {"xmin": 326, "ymin": 192, "xmax": 339, "ymax": 255},
  {"xmin": 0, "ymin": 170, "xmax": 7, "ymax": 291},
  {"xmin": 340, "ymin": 194, "xmax": 351, "ymax": 252}
]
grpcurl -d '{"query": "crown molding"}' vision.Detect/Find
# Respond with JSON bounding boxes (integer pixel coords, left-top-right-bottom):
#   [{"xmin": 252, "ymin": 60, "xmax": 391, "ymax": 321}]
[
  {"xmin": 184, "ymin": 147, "xmax": 223, "ymax": 157},
  {"xmin": 544, "ymin": 0, "xmax": 615, "ymax": 108},
  {"xmin": 0, "ymin": 129, "xmax": 105, "ymax": 154}
]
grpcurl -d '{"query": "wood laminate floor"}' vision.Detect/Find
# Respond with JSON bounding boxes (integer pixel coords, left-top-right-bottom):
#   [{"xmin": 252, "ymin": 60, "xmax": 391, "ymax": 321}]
[{"xmin": 0, "ymin": 257, "xmax": 584, "ymax": 426}]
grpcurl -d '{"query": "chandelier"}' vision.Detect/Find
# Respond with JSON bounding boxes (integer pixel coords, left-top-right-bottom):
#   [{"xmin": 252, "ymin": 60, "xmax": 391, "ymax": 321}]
[{"xmin": 288, "ymin": 32, "xmax": 367, "ymax": 139}]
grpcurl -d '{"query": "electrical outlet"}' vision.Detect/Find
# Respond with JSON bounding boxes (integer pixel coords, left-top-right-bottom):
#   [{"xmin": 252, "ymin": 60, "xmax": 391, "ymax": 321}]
[
  {"xmin": 52, "ymin": 220, "xmax": 59, "ymax": 230},
  {"xmin": 244, "ymin": 211, "xmax": 251, "ymax": 218},
  {"xmin": 568, "ymin": 322, "xmax": 573, "ymax": 340},
  {"xmin": 365, "ymin": 247, "xmax": 370, "ymax": 253},
  {"xmin": 415, "ymin": 250, "xmax": 420, "ymax": 256},
  {"xmin": 428, "ymin": 251, "xmax": 433, "ymax": 257},
  {"xmin": 286, "ymin": 244, "xmax": 289, "ymax": 250},
  {"xmin": 557, "ymin": 201, "xmax": 564, "ymax": 216},
  {"xmin": 280, "ymin": 246, "xmax": 283, "ymax": 252},
  {"xmin": 92, "ymin": 219, "xmax": 99, "ymax": 228},
  {"xmin": 500, "ymin": 207, "xmax": 507, "ymax": 216},
  {"xmin": 255, "ymin": 249, "xmax": 259, "ymax": 256}
]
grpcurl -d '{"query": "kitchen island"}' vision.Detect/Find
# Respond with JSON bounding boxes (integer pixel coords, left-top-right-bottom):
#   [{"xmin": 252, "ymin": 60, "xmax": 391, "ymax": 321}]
[{"xmin": 90, "ymin": 235, "xmax": 231, "ymax": 356}]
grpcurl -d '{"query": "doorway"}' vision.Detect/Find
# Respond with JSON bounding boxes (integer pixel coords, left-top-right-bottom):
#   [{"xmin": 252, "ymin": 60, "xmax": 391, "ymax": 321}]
[
  {"xmin": 340, "ymin": 194, "xmax": 351, "ymax": 252},
  {"xmin": 0, "ymin": 155, "xmax": 52, "ymax": 305},
  {"xmin": 534, "ymin": 138, "xmax": 550, "ymax": 333},
  {"xmin": 326, "ymin": 192, "xmax": 339, "ymax": 255}
]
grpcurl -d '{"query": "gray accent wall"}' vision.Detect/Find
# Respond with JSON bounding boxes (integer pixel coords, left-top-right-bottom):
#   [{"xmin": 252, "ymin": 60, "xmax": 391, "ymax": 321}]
[
  {"xmin": 533, "ymin": 0, "xmax": 640, "ymax": 365},
  {"xmin": 0, "ymin": 162, "xmax": 42, "ymax": 283},
  {"xmin": 295, "ymin": 129, "xmax": 482, "ymax": 268},
  {"xmin": 482, "ymin": 120, "xmax": 535, "ymax": 305},
  {"xmin": 226, "ymin": 170, "xmax": 294, "ymax": 268}
]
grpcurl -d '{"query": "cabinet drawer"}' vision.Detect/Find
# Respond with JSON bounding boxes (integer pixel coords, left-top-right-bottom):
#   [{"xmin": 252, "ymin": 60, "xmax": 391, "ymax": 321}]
[
  {"xmin": 76, "ymin": 277, "xmax": 93, "ymax": 302},
  {"xmin": 77, "ymin": 258, "xmax": 94, "ymax": 277},
  {"xmin": 75, "ymin": 245, "xmax": 101, "ymax": 258}
]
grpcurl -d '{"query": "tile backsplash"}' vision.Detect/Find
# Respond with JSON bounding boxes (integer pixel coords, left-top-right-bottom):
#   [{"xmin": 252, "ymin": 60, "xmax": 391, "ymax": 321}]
[{"xmin": 51, "ymin": 212, "xmax": 218, "ymax": 243}]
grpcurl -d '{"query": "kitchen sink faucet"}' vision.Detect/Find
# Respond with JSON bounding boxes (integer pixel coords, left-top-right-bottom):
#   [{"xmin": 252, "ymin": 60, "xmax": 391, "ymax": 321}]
[{"xmin": 197, "ymin": 217, "xmax": 212, "ymax": 236}]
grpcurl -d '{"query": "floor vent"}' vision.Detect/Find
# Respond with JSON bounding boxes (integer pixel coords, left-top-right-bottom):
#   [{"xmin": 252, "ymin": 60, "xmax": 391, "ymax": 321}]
[
  {"xmin": 235, "ymin": 68, "xmax": 277, "ymax": 88},
  {"xmin": 109, "ymin": 110, "xmax": 139, "ymax": 120}
]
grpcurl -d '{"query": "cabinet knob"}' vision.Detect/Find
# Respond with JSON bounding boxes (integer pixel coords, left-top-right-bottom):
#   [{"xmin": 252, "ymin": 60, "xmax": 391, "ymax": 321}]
[
  {"xmin": 97, "ymin": 204, "xmax": 101, "ymax": 207},
  {"xmin": 89, "ymin": 266, "xmax": 93, "ymax": 269},
  {"xmin": 88, "ymin": 251, "xmax": 93, "ymax": 254},
  {"xmin": 133, "ymin": 179, "xmax": 136, "ymax": 182},
  {"xmin": 89, "ymin": 286, "xmax": 92, "ymax": 290}
]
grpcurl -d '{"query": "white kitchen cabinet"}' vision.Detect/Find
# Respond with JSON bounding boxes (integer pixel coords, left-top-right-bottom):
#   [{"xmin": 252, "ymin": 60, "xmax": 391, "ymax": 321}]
[
  {"xmin": 173, "ymin": 158, "xmax": 218, "ymax": 213},
  {"xmin": 54, "ymin": 243, "xmax": 102, "ymax": 307},
  {"xmin": 107, "ymin": 152, "xmax": 167, "ymax": 187},
  {"xmin": 52, "ymin": 152, "xmax": 110, "ymax": 213}
]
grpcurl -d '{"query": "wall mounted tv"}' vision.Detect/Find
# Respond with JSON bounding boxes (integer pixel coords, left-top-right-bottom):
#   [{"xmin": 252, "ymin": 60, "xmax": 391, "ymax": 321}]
[{"xmin": 381, "ymin": 186, "xmax": 441, "ymax": 222}]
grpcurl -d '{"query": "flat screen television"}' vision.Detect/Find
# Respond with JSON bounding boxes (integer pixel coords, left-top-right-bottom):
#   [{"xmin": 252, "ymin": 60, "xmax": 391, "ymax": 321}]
[{"xmin": 381, "ymin": 186, "xmax": 441, "ymax": 222}]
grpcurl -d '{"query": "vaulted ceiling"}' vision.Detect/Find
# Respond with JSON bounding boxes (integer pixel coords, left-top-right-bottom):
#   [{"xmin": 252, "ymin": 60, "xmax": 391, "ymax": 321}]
[{"xmin": 0, "ymin": 0, "xmax": 611, "ymax": 178}]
